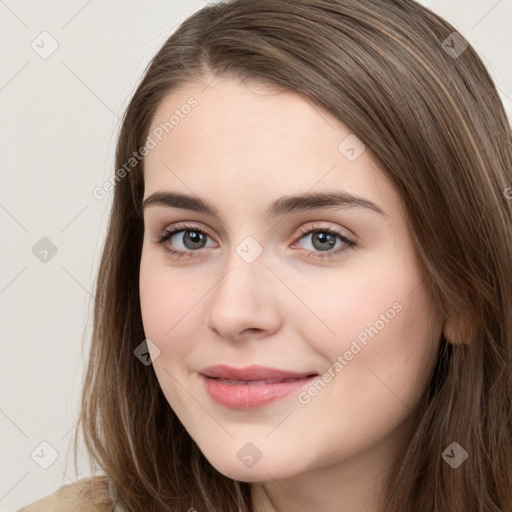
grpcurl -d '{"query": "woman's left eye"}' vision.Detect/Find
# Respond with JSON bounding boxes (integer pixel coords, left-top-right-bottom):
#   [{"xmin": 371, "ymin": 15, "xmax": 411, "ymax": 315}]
[
  {"xmin": 154, "ymin": 223, "xmax": 356, "ymax": 260},
  {"xmin": 293, "ymin": 225, "xmax": 356, "ymax": 260}
]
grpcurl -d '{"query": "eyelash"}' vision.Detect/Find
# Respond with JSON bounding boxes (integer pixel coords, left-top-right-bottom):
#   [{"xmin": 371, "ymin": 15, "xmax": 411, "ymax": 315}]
[{"xmin": 155, "ymin": 222, "xmax": 356, "ymax": 261}]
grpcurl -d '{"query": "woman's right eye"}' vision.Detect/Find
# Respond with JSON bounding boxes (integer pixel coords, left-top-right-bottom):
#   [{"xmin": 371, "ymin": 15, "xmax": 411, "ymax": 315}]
[{"xmin": 156, "ymin": 225, "xmax": 215, "ymax": 258}]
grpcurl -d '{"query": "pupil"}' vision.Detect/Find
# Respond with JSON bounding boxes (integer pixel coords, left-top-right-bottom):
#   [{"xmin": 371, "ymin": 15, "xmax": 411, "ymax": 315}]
[
  {"xmin": 313, "ymin": 232, "xmax": 335, "ymax": 251},
  {"xmin": 185, "ymin": 231, "xmax": 205, "ymax": 248}
]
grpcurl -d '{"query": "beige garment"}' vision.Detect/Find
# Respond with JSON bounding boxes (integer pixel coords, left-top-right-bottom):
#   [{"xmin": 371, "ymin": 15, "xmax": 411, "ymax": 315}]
[{"xmin": 16, "ymin": 475, "xmax": 115, "ymax": 512}]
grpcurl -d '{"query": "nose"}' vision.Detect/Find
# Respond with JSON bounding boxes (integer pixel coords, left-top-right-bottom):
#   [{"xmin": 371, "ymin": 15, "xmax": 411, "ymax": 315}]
[{"xmin": 205, "ymin": 253, "xmax": 282, "ymax": 342}]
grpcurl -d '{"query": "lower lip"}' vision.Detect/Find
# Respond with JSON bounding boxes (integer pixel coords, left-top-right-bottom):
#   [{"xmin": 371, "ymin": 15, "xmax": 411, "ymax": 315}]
[{"xmin": 200, "ymin": 374, "xmax": 318, "ymax": 409}]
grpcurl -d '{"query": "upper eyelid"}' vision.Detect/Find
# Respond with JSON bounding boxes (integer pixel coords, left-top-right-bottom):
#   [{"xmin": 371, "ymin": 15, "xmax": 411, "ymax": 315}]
[{"xmin": 161, "ymin": 222, "xmax": 214, "ymax": 240}]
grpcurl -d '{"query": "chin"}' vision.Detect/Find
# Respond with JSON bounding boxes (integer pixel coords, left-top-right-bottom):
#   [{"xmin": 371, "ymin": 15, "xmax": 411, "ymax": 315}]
[{"xmin": 202, "ymin": 447, "xmax": 303, "ymax": 482}]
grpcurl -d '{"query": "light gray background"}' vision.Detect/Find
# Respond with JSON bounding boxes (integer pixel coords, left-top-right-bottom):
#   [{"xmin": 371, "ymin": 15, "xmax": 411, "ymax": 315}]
[{"xmin": 1, "ymin": 0, "xmax": 511, "ymax": 509}]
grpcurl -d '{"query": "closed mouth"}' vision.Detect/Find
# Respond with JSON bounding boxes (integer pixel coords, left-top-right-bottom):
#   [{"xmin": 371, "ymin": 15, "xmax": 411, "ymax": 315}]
[{"xmin": 207, "ymin": 376, "xmax": 316, "ymax": 386}]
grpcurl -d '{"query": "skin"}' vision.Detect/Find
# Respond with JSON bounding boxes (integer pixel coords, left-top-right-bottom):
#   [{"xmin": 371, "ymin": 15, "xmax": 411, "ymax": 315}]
[{"xmin": 139, "ymin": 75, "xmax": 445, "ymax": 512}]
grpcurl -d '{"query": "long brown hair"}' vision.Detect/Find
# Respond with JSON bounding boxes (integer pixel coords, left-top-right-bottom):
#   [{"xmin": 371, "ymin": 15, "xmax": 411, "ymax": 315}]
[{"xmin": 72, "ymin": 1, "xmax": 512, "ymax": 510}]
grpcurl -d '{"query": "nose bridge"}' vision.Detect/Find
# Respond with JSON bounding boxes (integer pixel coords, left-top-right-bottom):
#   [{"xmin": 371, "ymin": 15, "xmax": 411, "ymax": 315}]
[
  {"xmin": 214, "ymin": 238, "xmax": 269, "ymax": 306},
  {"xmin": 206, "ymin": 237, "xmax": 280, "ymax": 338}
]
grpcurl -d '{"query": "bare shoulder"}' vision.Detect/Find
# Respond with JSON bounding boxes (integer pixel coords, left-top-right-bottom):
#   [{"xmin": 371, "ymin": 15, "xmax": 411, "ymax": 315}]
[{"xmin": 17, "ymin": 475, "xmax": 113, "ymax": 512}]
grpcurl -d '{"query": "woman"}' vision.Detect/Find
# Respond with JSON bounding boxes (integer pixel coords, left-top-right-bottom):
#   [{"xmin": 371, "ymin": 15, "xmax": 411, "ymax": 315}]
[{"xmin": 19, "ymin": 0, "xmax": 512, "ymax": 510}]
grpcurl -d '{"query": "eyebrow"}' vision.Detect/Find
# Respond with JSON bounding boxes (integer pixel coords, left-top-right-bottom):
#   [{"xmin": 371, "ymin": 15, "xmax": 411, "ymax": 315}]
[{"xmin": 142, "ymin": 190, "xmax": 387, "ymax": 218}]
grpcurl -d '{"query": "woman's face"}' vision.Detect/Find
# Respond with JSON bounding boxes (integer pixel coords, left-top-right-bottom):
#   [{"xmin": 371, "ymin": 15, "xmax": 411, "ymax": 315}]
[{"xmin": 139, "ymin": 75, "xmax": 443, "ymax": 486}]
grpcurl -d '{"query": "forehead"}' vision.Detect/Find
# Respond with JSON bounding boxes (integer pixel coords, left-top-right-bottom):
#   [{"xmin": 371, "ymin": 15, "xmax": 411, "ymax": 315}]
[{"xmin": 143, "ymin": 76, "xmax": 398, "ymax": 217}]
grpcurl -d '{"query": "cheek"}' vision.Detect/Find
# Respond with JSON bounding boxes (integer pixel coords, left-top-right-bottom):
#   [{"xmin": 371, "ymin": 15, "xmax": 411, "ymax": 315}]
[
  {"xmin": 285, "ymin": 274, "xmax": 441, "ymax": 472},
  {"xmin": 298, "ymin": 247, "xmax": 441, "ymax": 404},
  {"xmin": 286, "ymin": 262, "xmax": 408, "ymax": 355},
  {"xmin": 139, "ymin": 249, "xmax": 199, "ymax": 352},
  {"xmin": 315, "ymin": 238, "xmax": 436, "ymax": 355},
  {"xmin": 139, "ymin": 258, "xmax": 171, "ymax": 340},
  {"xmin": 139, "ymin": 251, "xmax": 202, "ymax": 416},
  {"xmin": 314, "ymin": 275, "xmax": 441, "ymax": 413}
]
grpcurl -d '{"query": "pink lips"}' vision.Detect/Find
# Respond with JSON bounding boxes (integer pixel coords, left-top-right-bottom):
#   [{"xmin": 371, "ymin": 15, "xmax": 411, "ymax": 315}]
[{"xmin": 199, "ymin": 364, "xmax": 318, "ymax": 409}]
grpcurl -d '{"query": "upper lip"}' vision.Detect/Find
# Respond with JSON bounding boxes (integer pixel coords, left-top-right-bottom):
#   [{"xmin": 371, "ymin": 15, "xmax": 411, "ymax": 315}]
[{"xmin": 199, "ymin": 364, "xmax": 317, "ymax": 381}]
